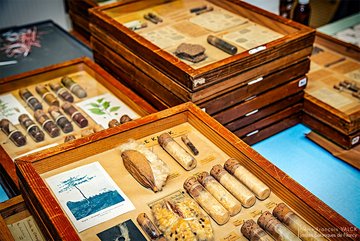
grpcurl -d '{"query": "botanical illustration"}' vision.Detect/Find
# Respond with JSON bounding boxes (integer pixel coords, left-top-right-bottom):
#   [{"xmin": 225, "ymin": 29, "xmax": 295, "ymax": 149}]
[
  {"xmin": 97, "ymin": 219, "xmax": 146, "ymax": 241},
  {"xmin": 46, "ymin": 162, "xmax": 134, "ymax": 232},
  {"xmin": 77, "ymin": 93, "xmax": 139, "ymax": 128},
  {"xmin": 58, "ymin": 174, "xmax": 124, "ymax": 220},
  {"xmin": 0, "ymin": 94, "xmax": 31, "ymax": 125}
]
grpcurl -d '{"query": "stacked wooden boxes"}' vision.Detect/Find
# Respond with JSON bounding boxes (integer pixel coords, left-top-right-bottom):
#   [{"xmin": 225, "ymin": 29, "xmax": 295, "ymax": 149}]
[
  {"xmin": 304, "ymin": 32, "xmax": 360, "ymax": 149},
  {"xmin": 67, "ymin": 0, "xmax": 99, "ymax": 40},
  {"xmin": 89, "ymin": 0, "xmax": 315, "ymax": 145}
]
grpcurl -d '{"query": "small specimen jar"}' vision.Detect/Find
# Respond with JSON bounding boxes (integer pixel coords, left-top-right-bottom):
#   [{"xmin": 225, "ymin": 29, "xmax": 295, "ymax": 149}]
[
  {"xmin": 34, "ymin": 110, "xmax": 60, "ymax": 138},
  {"xmin": 184, "ymin": 176, "xmax": 229, "ymax": 225},
  {"xmin": 197, "ymin": 171, "xmax": 241, "ymax": 216},
  {"xmin": 210, "ymin": 164, "xmax": 256, "ymax": 208},
  {"xmin": 61, "ymin": 76, "xmax": 87, "ymax": 98},
  {"xmin": 19, "ymin": 88, "xmax": 42, "ymax": 111},
  {"xmin": 49, "ymin": 82, "xmax": 74, "ymax": 102},
  {"xmin": 258, "ymin": 211, "xmax": 301, "ymax": 241},
  {"xmin": 108, "ymin": 119, "xmax": 120, "ymax": 128},
  {"xmin": 181, "ymin": 135, "xmax": 199, "ymax": 155},
  {"xmin": 18, "ymin": 114, "xmax": 45, "ymax": 142},
  {"xmin": 241, "ymin": 219, "xmax": 275, "ymax": 241},
  {"xmin": 158, "ymin": 133, "xmax": 196, "ymax": 170},
  {"xmin": 61, "ymin": 102, "xmax": 88, "ymax": 128},
  {"xmin": 273, "ymin": 203, "xmax": 327, "ymax": 241},
  {"xmin": 137, "ymin": 213, "xmax": 164, "ymax": 241},
  {"xmin": 64, "ymin": 135, "xmax": 76, "ymax": 143},
  {"xmin": 0, "ymin": 119, "xmax": 27, "ymax": 147},
  {"xmin": 48, "ymin": 105, "xmax": 73, "ymax": 133},
  {"xmin": 224, "ymin": 158, "xmax": 271, "ymax": 200},
  {"xmin": 120, "ymin": 114, "xmax": 132, "ymax": 124},
  {"xmin": 35, "ymin": 85, "xmax": 59, "ymax": 107}
]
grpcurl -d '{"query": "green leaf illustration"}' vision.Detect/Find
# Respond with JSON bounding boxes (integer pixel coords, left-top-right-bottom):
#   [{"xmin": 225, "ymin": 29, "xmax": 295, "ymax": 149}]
[
  {"xmin": 110, "ymin": 106, "xmax": 120, "ymax": 112},
  {"xmin": 97, "ymin": 98, "xmax": 104, "ymax": 103},
  {"xmin": 88, "ymin": 108, "xmax": 106, "ymax": 115},
  {"xmin": 89, "ymin": 103, "xmax": 100, "ymax": 108},
  {"xmin": 102, "ymin": 101, "xmax": 110, "ymax": 110}
]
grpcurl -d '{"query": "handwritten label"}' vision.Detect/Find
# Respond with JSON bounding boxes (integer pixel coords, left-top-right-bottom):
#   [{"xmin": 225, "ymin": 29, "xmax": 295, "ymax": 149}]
[
  {"xmin": 199, "ymin": 154, "xmax": 216, "ymax": 165},
  {"xmin": 7, "ymin": 216, "xmax": 46, "ymax": 241},
  {"xmin": 221, "ymin": 231, "xmax": 241, "ymax": 241},
  {"xmin": 233, "ymin": 219, "xmax": 244, "ymax": 227}
]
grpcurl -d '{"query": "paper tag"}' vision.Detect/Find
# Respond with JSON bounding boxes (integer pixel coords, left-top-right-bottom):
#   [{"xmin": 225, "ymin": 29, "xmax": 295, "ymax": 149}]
[
  {"xmin": 220, "ymin": 232, "xmax": 241, "ymax": 241},
  {"xmin": 351, "ymin": 136, "xmax": 359, "ymax": 145},
  {"xmin": 246, "ymin": 130, "xmax": 259, "ymax": 137},
  {"xmin": 298, "ymin": 77, "xmax": 307, "ymax": 87},
  {"xmin": 248, "ymin": 77, "xmax": 263, "ymax": 85},
  {"xmin": 201, "ymin": 107, "xmax": 206, "ymax": 113},
  {"xmin": 7, "ymin": 216, "xmax": 46, "ymax": 241},
  {"xmin": 194, "ymin": 77, "xmax": 206, "ymax": 87},
  {"xmin": 249, "ymin": 45, "xmax": 266, "ymax": 54},
  {"xmin": 245, "ymin": 109, "xmax": 259, "ymax": 116}
]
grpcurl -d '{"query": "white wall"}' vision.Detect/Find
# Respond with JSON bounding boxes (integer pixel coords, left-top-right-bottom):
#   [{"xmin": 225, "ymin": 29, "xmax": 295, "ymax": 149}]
[{"xmin": 0, "ymin": 0, "xmax": 71, "ymax": 30}]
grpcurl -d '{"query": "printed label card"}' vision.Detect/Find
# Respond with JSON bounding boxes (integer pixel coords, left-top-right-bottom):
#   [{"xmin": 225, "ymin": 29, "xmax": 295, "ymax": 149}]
[
  {"xmin": 189, "ymin": 10, "xmax": 248, "ymax": 32},
  {"xmin": 76, "ymin": 93, "xmax": 140, "ymax": 129},
  {"xmin": 0, "ymin": 93, "xmax": 32, "ymax": 125},
  {"xmin": 140, "ymin": 26, "xmax": 188, "ymax": 49},
  {"xmin": 45, "ymin": 162, "xmax": 135, "ymax": 232}
]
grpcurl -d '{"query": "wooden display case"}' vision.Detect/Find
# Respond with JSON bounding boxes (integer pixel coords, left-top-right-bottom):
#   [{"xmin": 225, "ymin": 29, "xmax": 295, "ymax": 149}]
[
  {"xmin": 89, "ymin": 0, "xmax": 315, "ymax": 90},
  {"xmin": 0, "ymin": 196, "xmax": 46, "ymax": 241},
  {"xmin": 0, "ymin": 57, "xmax": 156, "ymax": 187},
  {"xmin": 15, "ymin": 103, "xmax": 359, "ymax": 240},
  {"xmin": 305, "ymin": 32, "xmax": 360, "ymax": 138}
]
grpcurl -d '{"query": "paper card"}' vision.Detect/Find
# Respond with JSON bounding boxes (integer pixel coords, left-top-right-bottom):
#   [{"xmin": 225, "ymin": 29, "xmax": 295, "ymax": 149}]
[
  {"xmin": 345, "ymin": 69, "xmax": 360, "ymax": 84},
  {"xmin": 7, "ymin": 216, "xmax": 46, "ymax": 241},
  {"xmin": 0, "ymin": 93, "xmax": 32, "ymax": 125},
  {"xmin": 140, "ymin": 26, "xmax": 188, "ymax": 49},
  {"xmin": 223, "ymin": 24, "xmax": 283, "ymax": 50},
  {"xmin": 76, "ymin": 93, "xmax": 140, "ymax": 129},
  {"xmin": 189, "ymin": 10, "xmax": 247, "ymax": 32},
  {"xmin": 96, "ymin": 219, "xmax": 146, "ymax": 241},
  {"xmin": 311, "ymin": 88, "xmax": 353, "ymax": 109},
  {"xmin": 45, "ymin": 162, "xmax": 135, "ymax": 232}
]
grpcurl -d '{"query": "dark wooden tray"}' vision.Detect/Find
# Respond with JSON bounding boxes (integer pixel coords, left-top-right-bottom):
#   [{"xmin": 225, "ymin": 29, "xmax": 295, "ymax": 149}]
[
  {"xmin": 89, "ymin": 0, "xmax": 315, "ymax": 90},
  {"xmin": 305, "ymin": 32, "xmax": 360, "ymax": 135}
]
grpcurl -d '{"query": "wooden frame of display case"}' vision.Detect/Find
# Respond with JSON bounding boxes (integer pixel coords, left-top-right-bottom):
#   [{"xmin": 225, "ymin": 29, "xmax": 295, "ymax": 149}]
[
  {"xmin": 0, "ymin": 57, "xmax": 156, "ymax": 188},
  {"xmin": 15, "ymin": 103, "xmax": 359, "ymax": 240}
]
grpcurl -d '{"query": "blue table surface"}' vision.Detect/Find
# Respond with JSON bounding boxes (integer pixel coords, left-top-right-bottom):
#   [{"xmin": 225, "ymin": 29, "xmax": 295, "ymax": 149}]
[{"xmin": 252, "ymin": 124, "xmax": 360, "ymax": 228}]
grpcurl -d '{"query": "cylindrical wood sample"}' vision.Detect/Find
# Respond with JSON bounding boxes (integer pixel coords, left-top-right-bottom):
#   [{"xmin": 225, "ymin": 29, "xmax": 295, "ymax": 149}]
[
  {"xmin": 137, "ymin": 213, "xmax": 165, "ymax": 241},
  {"xmin": 61, "ymin": 76, "xmax": 87, "ymax": 98},
  {"xmin": 225, "ymin": 158, "xmax": 271, "ymax": 200},
  {"xmin": 158, "ymin": 132, "xmax": 196, "ymax": 170},
  {"xmin": 49, "ymin": 82, "xmax": 74, "ymax": 102},
  {"xmin": 108, "ymin": 119, "xmax": 120, "ymax": 128},
  {"xmin": 258, "ymin": 211, "xmax": 302, "ymax": 241},
  {"xmin": 35, "ymin": 84, "xmax": 59, "ymax": 107},
  {"xmin": 34, "ymin": 110, "xmax": 60, "ymax": 138},
  {"xmin": 64, "ymin": 135, "xmax": 76, "ymax": 143},
  {"xmin": 181, "ymin": 135, "xmax": 199, "ymax": 155},
  {"xmin": 18, "ymin": 114, "xmax": 45, "ymax": 142},
  {"xmin": 120, "ymin": 114, "xmax": 132, "ymax": 124},
  {"xmin": 273, "ymin": 203, "xmax": 327, "ymax": 241},
  {"xmin": 48, "ymin": 105, "xmax": 73, "ymax": 133},
  {"xmin": 241, "ymin": 219, "xmax": 275, "ymax": 241},
  {"xmin": 19, "ymin": 88, "xmax": 42, "ymax": 111},
  {"xmin": 197, "ymin": 171, "xmax": 241, "ymax": 216},
  {"xmin": 0, "ymin": 119, "xmax": 26, "ymax": 147},
  {"xmin": 211, "ymin": 164, "xmax": 256, "ymax": 208},
  {"xmin": 184, "ymin": 176, "xmax": 230, "ymax": 225},
  {"xmin": 61, "ymin": 102, "xmax": 88, "ymax": 128}
]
